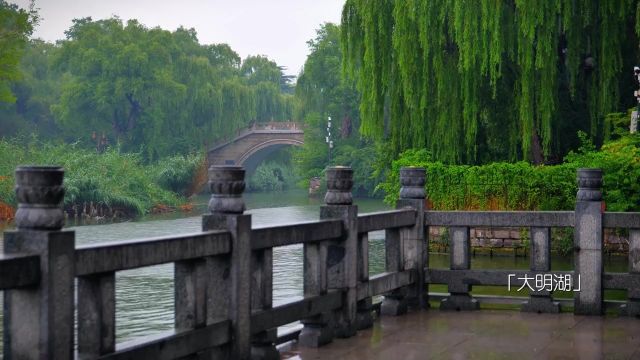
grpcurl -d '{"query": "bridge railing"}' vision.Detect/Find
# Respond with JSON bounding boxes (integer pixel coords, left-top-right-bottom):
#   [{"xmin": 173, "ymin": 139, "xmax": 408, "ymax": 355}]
[
  {"xmin": 423, "ymin": 168, "xmax": 640, "ymax": 316},
  {"xmin": 1, "ymin": 165, "xmax": 422, "ymax": 359},
  {"xmin": 233, "ymin": 122, "xmax": 302, "ymax": 138},
  {"xmin": 3, "ymin": 165, "xmax": 639, "ymax": 359},
  {"xmin": 250, "ymin": 121, "xmax": 302, "ymax": 131}
]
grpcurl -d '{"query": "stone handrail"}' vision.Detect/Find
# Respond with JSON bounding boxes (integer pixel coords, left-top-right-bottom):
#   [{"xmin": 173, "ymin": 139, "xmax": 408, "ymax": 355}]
[
  {"xmin": 424, "ymin": 210, "xmax": 575, "ymax": 227},
  {"xmin": 423, "ymin": 168, "xmax": 640, "ymax": 315},
  {"xmin": 1, "ymin": 164, "xmax": 422, "ymax": 359},
  {"xmin": 3, "ymin": 165, "xmax": 640, "ymax": 359}
]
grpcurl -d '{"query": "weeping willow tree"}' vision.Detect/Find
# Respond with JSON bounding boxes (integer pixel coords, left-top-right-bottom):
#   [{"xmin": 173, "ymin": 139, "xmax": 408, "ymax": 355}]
[
  {"xmin": 48, "ymin": 17, "xmax": 292, "ymax": 159},
  {"xmin": 342, "ymin": 0, "xmax": 640, "ymax": 163}
]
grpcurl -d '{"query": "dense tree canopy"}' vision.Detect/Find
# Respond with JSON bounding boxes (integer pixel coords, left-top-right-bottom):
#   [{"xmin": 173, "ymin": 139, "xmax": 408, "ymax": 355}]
[
  {"xmin": 0, "ymin": 16, "xmax": 294, "ymax": 159},
  {"xmin": 294, "ymin": 23, "xmax": 381, "ymax": 194},
  {"xmin": 296, "ymin": 23, "xmax": 359, "ymax": 124},
  {"xmin": 241, "ymin": 55, "xmax": 295, "ymax": 121},
  {"xmin": 0, "ymin": 39, "xmax": 62, "ymax": 136},
  {"xmin": 0, "ymin": 0, "xmax": 36, "ymax": 103},
  {"xmin": 342, "ymin": 0, "xmax": 640, "ymax": 164}
]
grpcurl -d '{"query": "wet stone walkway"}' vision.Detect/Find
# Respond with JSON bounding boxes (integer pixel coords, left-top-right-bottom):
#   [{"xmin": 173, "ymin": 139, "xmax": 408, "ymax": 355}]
[{"xmin": 280, "ymin": 310, "xmax": 640, "ymax": 360}]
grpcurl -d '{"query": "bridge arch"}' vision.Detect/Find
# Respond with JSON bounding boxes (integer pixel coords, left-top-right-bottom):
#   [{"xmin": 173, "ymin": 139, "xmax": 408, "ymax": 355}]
[
  {"xmin": 207, "ymin": 122, "xmax": 304, "ymax": 173},
  {"xmin": 237, "ymin": 138, "xmax": 304, "ymax": 165}
]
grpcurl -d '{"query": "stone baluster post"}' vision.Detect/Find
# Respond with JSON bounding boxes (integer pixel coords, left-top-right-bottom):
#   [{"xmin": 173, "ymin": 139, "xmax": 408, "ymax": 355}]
[
  {"xmin": 322, "ymin": 167, "xmax": 358, "ymax": 338},
  {"xmin": 299, "ymin": 166, "xmax": 357, "ymax": 345},
  {"xmin": 202, "ymin": 165, "xmax": 252, "ymax": 359},
  {"xmin": 622, "ymin": 229, "xmax": 640, "ymax": 316},
  {"xmin": 381, "ymin": 228, "xmax": 408, "ymax": 315},
  {"xmin": 250, "ymin": 224, "xmax": 277, "ymax": 356},
  {"xmin": 4, "ymin": 166, "xmax": 75, "ymax": 359},
  {"xmin": 78, "ymin": 270, "xmax": 115, "ymax": 359},
  {"xmin": 574, "ymin": 168, "xmax": 604, "ymax": 315},
  {"xmin": 381, "ymin": 167, "xmax": 427, "ymax": 315},
  {"xmin": 355, "ymin": 231, "xmax": 373, "ymax": 329},
  {"xmin": 398, "ymin": 167, "xmax": 427, "ymax": 309},
  {"xmin": 441, "ymin": 225, "xmax": 479, "ymax": 310},
  {"xmin": 522, "ymin": 227, "xmax": 560, "ymax": 313}
]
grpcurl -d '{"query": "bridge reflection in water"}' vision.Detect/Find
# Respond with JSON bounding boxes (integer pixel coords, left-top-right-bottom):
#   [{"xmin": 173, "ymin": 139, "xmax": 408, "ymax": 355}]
[{"xmin": 2, "ymin": 165, "xmax": 640, "ymax": 359}]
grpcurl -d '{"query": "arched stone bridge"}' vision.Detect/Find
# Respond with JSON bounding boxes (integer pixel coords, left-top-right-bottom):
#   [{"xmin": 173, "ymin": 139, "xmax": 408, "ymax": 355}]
[{"xmin": 207, "ymin": 122, "xmax": 304, "ymax": 173}]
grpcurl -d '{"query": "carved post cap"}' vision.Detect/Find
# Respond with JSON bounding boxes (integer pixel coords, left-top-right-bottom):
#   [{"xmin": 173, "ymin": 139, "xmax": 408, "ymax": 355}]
[
  {"xmin": 14, "ymin": 165, "xmax": 65, "ymax": 230},
  {"xmin": 576, "ymin": 168, "xmax": 603, "ymax": 201},
  {"xmin": 208, "ymin": 165, "xmax": 246, "ymax": 214},
  {"xmin": 399, "ymin": 167, "xmax": 426, "ymax": 199},
  {"xmin": 324, "ymin": 166, "xmax": 353, "ymax": 205}
]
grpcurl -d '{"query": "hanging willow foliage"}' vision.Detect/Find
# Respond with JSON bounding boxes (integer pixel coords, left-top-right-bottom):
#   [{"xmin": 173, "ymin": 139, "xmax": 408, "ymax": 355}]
[{"xmin": 342, "ymin": 0, "xmax": 640, "ymax": 163}]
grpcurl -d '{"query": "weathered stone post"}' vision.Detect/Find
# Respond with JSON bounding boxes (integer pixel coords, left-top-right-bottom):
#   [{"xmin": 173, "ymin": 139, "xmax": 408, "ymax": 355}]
[
  {"xmin": 300, "ymin": 166, "xmax": 357, "ymax": 345},
  {"xmin": 381, "ymin": 167, "xmax": 427, "ymax": 315},
  {"xmin": 175, "ymin": 160, "xmax": 210, "ymax": 357},
  {"xmin": 522, "ymin": 227, "xmax": 560, "ymax": 313},
  {"xmin": 250, "ymin": 229, "xmax": 277, "ymax": 357},
  {"xmin": 322, "ymin": 167, "xmax": 358, "ymax": 337},
  {"xmin": 441, "ymin": 222, "xmax": 478, "ymax": 310},
  {"xmin": 621, "ymin": 229, "xmax": 640, "ymax": 316},
  {"xmin": 574, "ymin": 168, "xmax": 604, "ymax": 315},
  {"xmin": 355, "ymin": 231, "xmax": 374, "ymax": 329},
  {"xmin": 399, "ymin": 167, "xmax": 427, "ymax": 309},
  {"xmin": 202, "ymin": 165, "xmax": 252, "ymax": 359},
  {"xmin": 78, "ymin": 269, "xmax": 115, "ymax": 359},
  {"xmin": 4, "ymin": 166, "xmax": 75, "ymax": 359}
]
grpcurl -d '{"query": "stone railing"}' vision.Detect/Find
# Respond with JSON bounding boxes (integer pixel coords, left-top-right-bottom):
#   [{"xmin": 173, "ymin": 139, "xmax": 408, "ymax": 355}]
[
  {"xmin": 429, "ymin": 226, "xmax": 630, "ymax": 254},
  {"xmin": 2, "ymin": 166, "xmax": 639, "ymax": 359},
  {"xmin": 250, "ymin": 121, "xmax": 302, "ymax": 131},
  {"xmin": 234, "ymin": 122, "xmax": 302, "ymax": 138},
  {"xmin": 1, "ymin": 165, "xmax": 423, "ymax": 359},
  {"xmin": 424, "ymin": 168, "xmax": 640, "ymax": 315}
]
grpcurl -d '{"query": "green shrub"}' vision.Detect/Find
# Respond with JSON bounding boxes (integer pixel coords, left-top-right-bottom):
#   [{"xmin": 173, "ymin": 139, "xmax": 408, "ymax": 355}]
[
  {"xmin": 379, "ymin": 133, "xmax": 640, "ymax": 212},
  {"xmin": 248, "ymin": 161, "xmax": 297, "ymax": 192},
  {"xmin": 552, "ymin": 228, "xmax": 575, "ymax": 257},
  {"xmin": 151, "ymin": 153, "xmax": 204, "ymax": 195},
  {"xmin": 0, "ymin": 138, "xmax": 183, "ymax": 216}
]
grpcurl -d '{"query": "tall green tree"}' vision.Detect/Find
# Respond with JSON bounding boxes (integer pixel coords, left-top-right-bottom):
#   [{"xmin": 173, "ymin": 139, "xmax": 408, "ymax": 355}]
[
  {"xmin": 241, "ymin": 55, "xmax": 283, "ymax": 86},
  {"xmin": 51, "ymin": 17, "xmax": 261, "ymax": 158},
  {"xmin": 342, "ymin": 0, "xmax": 640, "ymax": 164},
  {"xmin": 0, "ymin": 0, "xmax": 36, "ymax": 103},
  {"xmin": 1, "ymin": 15, "xmax": 297, "ymax": 161},
  {"xmin": 295, "ymin": 23, "xmax": 376, "ymax": 193},
  {"xmin": 241, "ymin": 55, "xmax": 295, "ymax": 121},
  {"xmin": 0, "ymin": 39, "xmax": 62, "ymax": 137},
  {"xmin": 296, "ymin": 23, "xmax": 359, "ymax": 129}
]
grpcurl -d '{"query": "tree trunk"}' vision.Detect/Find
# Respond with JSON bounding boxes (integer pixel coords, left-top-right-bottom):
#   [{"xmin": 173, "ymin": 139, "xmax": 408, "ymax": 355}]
[{"xmin": 531, "ymin": 131, "xmax": 544, "ymax": 165}]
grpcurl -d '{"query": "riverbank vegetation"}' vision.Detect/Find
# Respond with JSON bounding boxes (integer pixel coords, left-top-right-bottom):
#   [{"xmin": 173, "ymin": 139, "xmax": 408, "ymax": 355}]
[
  {"xmin": 248, "ymin": 161, "xmax": 297, "ymax": 192},
  {"xmin": 380, "ymin": 131, "xmax": 640, "ymax": 212},
  {"xmin": 0, "ymin": 139, "xmax": 202, "ymax": 219}
]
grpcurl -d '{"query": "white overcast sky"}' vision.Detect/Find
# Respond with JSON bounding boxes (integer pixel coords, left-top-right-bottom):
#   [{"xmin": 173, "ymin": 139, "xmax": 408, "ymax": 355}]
[{"xmin": 12, "ymin": 0, "xmax": 345, "ymax": 77}]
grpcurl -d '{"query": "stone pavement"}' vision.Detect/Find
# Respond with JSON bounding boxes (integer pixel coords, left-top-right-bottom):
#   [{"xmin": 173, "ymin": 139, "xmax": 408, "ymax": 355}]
[{"xmin": 280, "ymin": 310, "xmax": 640, "ymax": 360}]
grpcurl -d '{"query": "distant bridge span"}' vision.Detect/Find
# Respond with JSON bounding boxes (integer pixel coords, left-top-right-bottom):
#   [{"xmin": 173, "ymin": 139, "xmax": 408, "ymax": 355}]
[{"xmin": 207, "ymin": 122, "xmax": 304, "ymax": 173}]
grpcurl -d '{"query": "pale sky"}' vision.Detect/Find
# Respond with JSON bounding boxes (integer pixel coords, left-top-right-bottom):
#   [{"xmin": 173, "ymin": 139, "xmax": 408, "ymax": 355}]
[{"xmin": 12, "ymin": 0, "xmax": 346, "ymax": 77}]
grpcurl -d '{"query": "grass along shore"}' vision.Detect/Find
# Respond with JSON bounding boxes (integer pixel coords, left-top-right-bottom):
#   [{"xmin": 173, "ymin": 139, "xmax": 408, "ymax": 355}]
[{"xmin": 0, "ymin": 139, "xmax": 204, "ymax": 222}]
